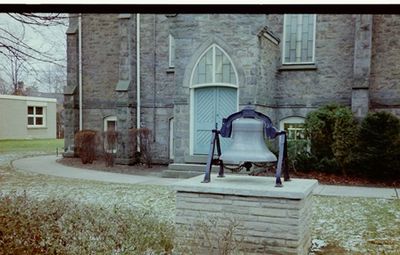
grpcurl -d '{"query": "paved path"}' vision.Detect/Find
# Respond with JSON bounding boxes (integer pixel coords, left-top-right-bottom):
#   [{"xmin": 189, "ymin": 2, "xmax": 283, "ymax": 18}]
[
  {"xmin": 313, "ymin": 183, "xmax": 399, "ymax": 199},
  {"xmin": 12, "ymin": 155, "xmax": 179, "ymax": 186},
  {"xmin": 11, "ymin": 155, "xmax": 400, "ymax": 199}
]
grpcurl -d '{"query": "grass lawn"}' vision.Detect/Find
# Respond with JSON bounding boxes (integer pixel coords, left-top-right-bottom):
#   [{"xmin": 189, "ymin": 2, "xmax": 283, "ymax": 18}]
[
  {"xmin": 0, "ymin": 139, "xmax": 64, "ymax": 154},
  {"xmin": 311, "ymin": 196, "xmax": 400, "ymax": 254},
  {"xmin": 1, "ymin": 140, "xmax": 400, "ymax": 254},
  {"xmin": 0, "ymin": 171, "xmax": 175, "ymax": 254}
]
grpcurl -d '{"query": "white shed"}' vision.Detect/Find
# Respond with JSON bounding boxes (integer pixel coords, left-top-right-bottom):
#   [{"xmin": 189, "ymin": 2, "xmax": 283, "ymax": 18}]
[{"xmin": 0, "ymin": 95, "xmax": 57, "ymax": 140}]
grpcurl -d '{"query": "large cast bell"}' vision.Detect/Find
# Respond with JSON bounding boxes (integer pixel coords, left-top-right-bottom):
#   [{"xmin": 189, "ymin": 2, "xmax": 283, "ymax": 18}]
[{"xmin": 220, "ymin": 118, "xmax": 277, "ymax": 164}]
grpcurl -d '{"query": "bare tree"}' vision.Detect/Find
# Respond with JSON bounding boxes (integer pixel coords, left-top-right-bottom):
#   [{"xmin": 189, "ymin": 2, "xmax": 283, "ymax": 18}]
[
  {"xmin": 0, "ymin": 13, "xmax": 66, "ymax": 63},
  {"xmin": 0, "ymin": 13, "xmax": 67, "ymax": 94},
  {"xmin": 38, "ymin": 63, "xmax": 66, "ymax": 93},
  {"xmin": 0, "ymin": 48, "xmax": 27, "ymax": 94},
  {"xmin": 0, "ymin": 75, "xmax": 9, "ymax": 94}
]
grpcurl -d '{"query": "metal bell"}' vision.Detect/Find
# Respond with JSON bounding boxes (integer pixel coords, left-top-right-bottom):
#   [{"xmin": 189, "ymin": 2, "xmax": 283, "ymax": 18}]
[{"xmin": 220, "ymin": 118, "xmax": 277, "ymax": 164}]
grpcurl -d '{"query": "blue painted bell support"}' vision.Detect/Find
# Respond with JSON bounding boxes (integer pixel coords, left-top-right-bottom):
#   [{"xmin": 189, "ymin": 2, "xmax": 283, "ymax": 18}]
[{"xmin": 202, "ymin": 105, "xmax": 290, "ymax": 187}]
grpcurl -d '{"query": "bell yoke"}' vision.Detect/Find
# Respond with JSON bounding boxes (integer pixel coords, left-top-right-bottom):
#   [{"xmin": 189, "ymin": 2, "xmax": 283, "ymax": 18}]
[{"xmin": 202, "ymin": 105, "xmax": 290, "ymax": 187}]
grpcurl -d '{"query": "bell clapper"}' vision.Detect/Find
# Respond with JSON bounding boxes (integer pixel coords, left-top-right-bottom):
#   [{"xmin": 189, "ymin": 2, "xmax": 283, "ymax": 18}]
[{"xmin": 243, "ymin": 162, "xmax": 252, "ymax": 172}]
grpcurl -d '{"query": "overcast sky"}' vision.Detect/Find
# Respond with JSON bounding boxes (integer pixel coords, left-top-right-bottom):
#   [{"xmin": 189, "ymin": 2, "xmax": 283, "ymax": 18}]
[{"xmin": 0, "ymin": 13, "xmax": 67, "ymax": 93}]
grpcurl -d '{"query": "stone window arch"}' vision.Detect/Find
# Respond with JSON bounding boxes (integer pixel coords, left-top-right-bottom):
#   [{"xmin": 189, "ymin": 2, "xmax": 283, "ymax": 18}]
[{"xmin": 190, "ymin": 44, "xmax": 238, "ymax": 88}]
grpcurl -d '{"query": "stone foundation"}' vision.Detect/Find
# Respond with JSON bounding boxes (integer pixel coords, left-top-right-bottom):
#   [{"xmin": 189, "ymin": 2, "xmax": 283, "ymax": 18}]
[{"xmin": 174, "ymin": 175, "xmax": 318, "ymax": 255}]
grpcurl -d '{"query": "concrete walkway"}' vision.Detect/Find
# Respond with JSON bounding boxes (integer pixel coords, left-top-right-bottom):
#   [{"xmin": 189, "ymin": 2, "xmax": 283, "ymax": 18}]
[
  {"xmin": 12, "ymin": 155, "xmax": 399, "ymax": 199},
  {"xmin": 12, "ymin": 155, "xmax": 179, "ymax": 186}
]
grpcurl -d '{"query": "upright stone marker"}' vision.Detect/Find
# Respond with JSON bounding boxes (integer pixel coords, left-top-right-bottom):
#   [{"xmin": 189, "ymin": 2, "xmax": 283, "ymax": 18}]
[{"xmin": 174, "ymin": 175, "xmax": 318, "ymax": 255}]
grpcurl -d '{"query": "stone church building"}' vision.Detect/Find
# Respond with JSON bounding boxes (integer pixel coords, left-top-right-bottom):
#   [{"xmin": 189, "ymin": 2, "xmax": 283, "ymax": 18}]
[{"xmin": 64, "ymin": 14, "xmax": 400, "ymax": 167}]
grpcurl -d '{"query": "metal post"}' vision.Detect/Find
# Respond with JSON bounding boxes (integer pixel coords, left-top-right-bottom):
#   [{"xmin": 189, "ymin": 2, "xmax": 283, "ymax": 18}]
[
  {"xmin": 216, "ymin": 132, "xmax": 224, "ymax": 178},
  {"xmin": 275, "ymin": 131, "xmax": 289, "ymax": 187},
  {"xmin": 202, "ymin": 129, "xmax": 217, "ymax": 183}
]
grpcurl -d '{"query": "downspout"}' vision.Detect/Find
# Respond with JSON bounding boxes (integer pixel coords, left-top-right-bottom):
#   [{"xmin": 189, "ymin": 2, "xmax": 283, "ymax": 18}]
[
  {"xmin": 136, "ymin": 13, "xmax": 141, "ymax": 151},
  {"xmin": 153, "ymin": 15, "xmax": 157, "ymax": 142},
  {"xmin": 78, "ymin": 13, "xmax": 83, "ymax": 131}
]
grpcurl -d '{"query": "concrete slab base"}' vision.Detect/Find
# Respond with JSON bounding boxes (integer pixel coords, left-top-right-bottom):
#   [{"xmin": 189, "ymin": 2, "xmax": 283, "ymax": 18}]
[
  {"xmin": 162, "ymin": 163, "xmax": 220, "ymax": 178},
  {"xmin": 174, "ymin": 174, "xmax": 318, "ymax": 255}
]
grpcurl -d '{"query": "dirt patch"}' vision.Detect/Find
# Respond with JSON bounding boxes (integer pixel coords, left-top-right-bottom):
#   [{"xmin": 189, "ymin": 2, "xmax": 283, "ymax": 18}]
[
  {"xmin": 58, "ymin": 157, "xmax": 168, "ymax": 177},
  {"xmin": 250, "ymin": 167, "xmax": 399, "ymax": 188},
  {"xmin": 291, "ymin": 171, "xmax": 399, "ymax": 188}
]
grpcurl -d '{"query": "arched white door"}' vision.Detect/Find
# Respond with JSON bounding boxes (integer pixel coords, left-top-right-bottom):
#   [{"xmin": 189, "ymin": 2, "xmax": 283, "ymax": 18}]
[{"xmin": 190, "ymin": 44, "xmax": 238, "ymax": 155}]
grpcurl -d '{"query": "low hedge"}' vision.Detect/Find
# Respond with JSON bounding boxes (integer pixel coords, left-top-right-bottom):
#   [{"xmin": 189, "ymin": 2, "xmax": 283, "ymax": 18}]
[
  {"xmin": 354, "ymin": 111, "xmax": 400, "ymax": 180},
  {"xmin": 292, "ymin": 106, "xmax": 400, "ymax": 181}
]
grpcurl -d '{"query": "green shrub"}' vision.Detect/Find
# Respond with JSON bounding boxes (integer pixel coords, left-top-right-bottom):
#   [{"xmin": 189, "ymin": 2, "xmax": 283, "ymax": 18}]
[
  {"xmin": 305, "ymin": 104, "xmax": 338, "ymax": 160},
  {"xmin": 332, "ymin": 107, "xmax": 359, "ymax": 176},
  {"xmin": 303, "ymin": 104, "xmax": 358, "ymax": 174},
  {"xmin": 286, "ymin": 139, "xmax": 310, "ymax": 172},
  {"xmin": 291, "ymin": 150, "xmax": 317, "ymax": 173},
  {"xmin": 354, "ymin": 111, "xmax": 400, "ymax": 180}
]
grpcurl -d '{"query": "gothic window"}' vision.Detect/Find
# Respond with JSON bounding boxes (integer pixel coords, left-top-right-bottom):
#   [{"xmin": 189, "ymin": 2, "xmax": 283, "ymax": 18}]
[
  {"xmin": 191, "ymin": 45, "xmax": 237, "ymax": 86},
  {"xmin": 283, "ymin": 14, "xmax": 316, "ymax": 64}
]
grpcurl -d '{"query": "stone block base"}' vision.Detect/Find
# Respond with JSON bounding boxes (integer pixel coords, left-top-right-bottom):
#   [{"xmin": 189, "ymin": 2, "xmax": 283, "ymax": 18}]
[{"xmin": 174, "ymin": 175, "xmax": 318, "ymax": 255}]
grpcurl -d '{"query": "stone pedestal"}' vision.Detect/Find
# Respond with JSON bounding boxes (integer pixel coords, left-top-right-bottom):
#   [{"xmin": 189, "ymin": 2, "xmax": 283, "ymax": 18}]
[{"xmin": 174, "ymin": 175, "xmax": 318, "ymax": 255}]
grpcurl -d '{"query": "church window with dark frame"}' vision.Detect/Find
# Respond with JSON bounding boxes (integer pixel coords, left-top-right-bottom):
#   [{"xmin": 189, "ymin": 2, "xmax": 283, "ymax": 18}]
[{"xmin": 282, "ymin": 14, "xmax": 316, "ymax": 64}]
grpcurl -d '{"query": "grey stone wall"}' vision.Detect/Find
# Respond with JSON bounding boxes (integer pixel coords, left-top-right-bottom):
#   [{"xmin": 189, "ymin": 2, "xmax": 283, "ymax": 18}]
[
  {"xmin": 81, "ymin": 14, "xmax": 119, "ymax": 113},
  {"xmin": 79, "ymin": 14, "xmax": 122, "ymax": 157},
  {"xmin": 268, "ymin": 15, "xmax": 356, "ymax": 124},
  {"xmin": 64, "ymin": 14, "xmax": 79, "ymax": 155},
  {"xmin": 114, "ymin": 14, "xmax": 135, "ymax": 164},
  {"xmin": 169, "ymin": 14, "xmax": 269, "ymax": 163},
  {"xmin": 352, "ymin": 15, "xmax": 373, "ymax": 119},
  {"xmin": 65, "ymin": 14, "xmax": 175, "ymax": 164},
  {"xmin": 256, "ymin": 29, "xmax": 280, "ymax": 123},
  {"xmin": 64, "ymin": 14, "xmax": 400, "ymax": 165},
  {"xmin": 370, "ymin": 15, "xmax": 400, "ymax": 116},
  {"xmin": 139, "ymin": 14, "xmax": 174, "ymax": 163}
]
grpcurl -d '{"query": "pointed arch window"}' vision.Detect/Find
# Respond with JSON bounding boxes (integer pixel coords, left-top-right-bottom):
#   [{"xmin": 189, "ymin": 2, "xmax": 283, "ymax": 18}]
[{"xmin": 191, "ymin": 45, "xmax": 238, "ymax": 87}]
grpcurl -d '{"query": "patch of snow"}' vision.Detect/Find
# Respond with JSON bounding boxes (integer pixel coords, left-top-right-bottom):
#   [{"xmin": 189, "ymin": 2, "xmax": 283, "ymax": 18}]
[{"xmin": 310, "ymin": 239, "xmax": 326, "ymax": 251}]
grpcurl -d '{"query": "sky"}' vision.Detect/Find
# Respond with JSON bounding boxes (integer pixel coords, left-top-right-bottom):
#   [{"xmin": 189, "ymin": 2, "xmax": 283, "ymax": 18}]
[{"xmin": 0, "ymin": 13, "xmax": 67, "ymax": 93}]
